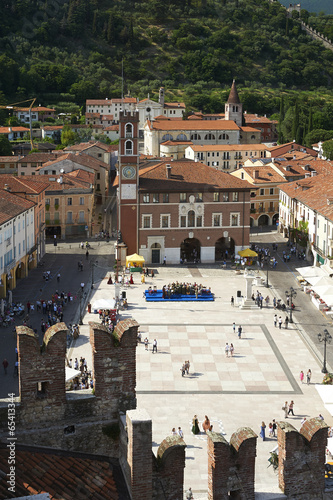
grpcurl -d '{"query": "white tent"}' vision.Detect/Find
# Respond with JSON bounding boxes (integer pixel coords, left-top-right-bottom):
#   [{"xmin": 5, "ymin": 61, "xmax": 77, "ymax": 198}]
[
  {"xmin": 92, "ymin": 298, "xmax": 116, "ymax": 310},
  {"xmin": 296, "ymin": 266, "xmax": 327, "ymax": 278},
  {"xmin": 312, "ymin": 276, "xmax": 333, "ymax": 288},
  {"xmin": 65, "ymin": 367, "xmax": 81, "ymax": 382},
  {"xmin": 306, "ymin": 275, "xmax": 328, "ymax": 286},
  {"xmin": 321, "ymin": 295, "xmax": 333, "ymax": 306},
  {"xmin": 312, "ymin": 285, "xmax": 333, "ymax": 297}
]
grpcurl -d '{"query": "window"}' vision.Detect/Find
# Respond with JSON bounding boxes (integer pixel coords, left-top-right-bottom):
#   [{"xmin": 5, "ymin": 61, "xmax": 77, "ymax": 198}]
[
  {"xmin": 195, "ymin": 193, "xmax": 203, "ymax": 202},
  {"xmin": 241, "ymin": 172, "xmax": 244, "ymax": 180},
  {"xmin": 45, "ymin": 198, "xmax": 50, "ymax": 205},
  {"xmin": 231, "ymin": 214, "xmax": 239, "ymax": 226},
  {"xmin": 14, "ymin": 246, "xmax": 16, "ymax": 258},
  {"xmin": 213, "ymin": 192, "xmax": 219, "ymax": 202},
  {"xmin": 204, "ymin": 134, "xmax": 215, "ymax": 140},
  {"xmin": 23, "ymin": 240, "xmax": 25, "ymax": 251},
  {"xmin": 213, "ymin": 214, "xmax": 222, "ymax": 227},
  {"xmin": 80, "ymin": 197, "xmax": 84, "ymax": 205},
  {"xmin": 324, "ymin": 223, "xmax": 327, "ymax": 233},
  {"xmin": 260, "ymin": 189, "xmax": 264, "ymax": 196},
  {"xmin": 188, "ymin": 210, "xmax": 195, "ymax": 227},
  {"xmin": 180, "ymin": 216, "xmax": 186, "ymax": 227},
  {"xmin": 232, "ymin": 192, "xmax": 239, "ymax": 202},
  {"xmin": 196, "ymin": 215, "xmax": 202, "ymax": 227},
  {"xmin": 223, "ymin": 192, "xmax": 229, "ymax": 202},
  {"xmin": 125, "ymin": 140, "xmax": 133, "ymax": 155},
  {"xmin": 67, "ymin": 198, "xmax": 72, "ymax": 206},
  {"xmin": 96, "ymin": 173, "xmax": 100, "ymax": 180},
  {"xmin": 318, "ymin": 219, "xmax": 320, "ymax": 229},
  {"xmin": 177, "ymin": 133, "xmax": 188, "ymax": 140},
  {"xmin": 79, "ymin": 211, "xmax": 85, "ymax": 223},
  {"xmin": 223, "ymin": 161, "xmax": 229, "ymax": 169},
  {"xmin": 54, "ymin": 212, "xmax": 59, "ymax": 222},
  {"xmin": 162, "ymin": 134, "xmax": 173, "ymax": 141},
  {"xmin": 161, "ymin": 215, "xmax": 170, "ymax": 228},
  {"xmin": 190, "ymin": 134, "xmax": 201, "ymax": 140},
  {"xmin": 218, "ymin": 133, "xmax": 229, "ymax": 140},
  {"xmin": 269, "ymin": 188, "xmax": 274, "ymax": 195},
  {"xmin": 125, "ymin": 123, "xmax": 133, "ymax": 138},
  {"xmin": 180, "ymin": 193, "xmax": 186, "ymax": 202},
  {"xmin": 143, "ymin": 216, "xmax": 151, "ymax": 228},
  {"xmin": 22, "ymin": 219, "xmax": 25, "ymax": 229},
  {"xmin": 67, "ymin": 212, "xmax": 73, "ymax": 223},
  {"xmin": 324, "ymin": 240, "xmax": 326, "ymax": 255},
  {"xmin": 143, "ymin": 194, "xmax": 150, "ymax": 203},
  {"xmin": 153, "ymin": 194, "xmax": 159, "ymax": 203},
  {"xmin": 54, "ymin": 198, "xmax": 59, "ymax": 206},
  {"xmin": 162, "ymin": 193, "xmax": 169, "ymax": 203}
]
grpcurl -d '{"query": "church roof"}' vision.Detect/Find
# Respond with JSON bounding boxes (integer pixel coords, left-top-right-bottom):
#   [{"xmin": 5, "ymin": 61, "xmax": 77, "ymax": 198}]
[{"xmin": 227, "ymin": 80, "xmax": 241, "ymax": 105}]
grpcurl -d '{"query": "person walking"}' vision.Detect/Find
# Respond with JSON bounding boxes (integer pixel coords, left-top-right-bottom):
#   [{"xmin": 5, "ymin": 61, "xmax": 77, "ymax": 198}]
[
  {"xmin": 238, "ymin": 325, "xmax": 242, "ymax": 339},
  {"xmin": 300, "ymin": 370, "xmax": 304, "ymax": 384},
  {"xmin": 278, "ymin": 316, "xmax": 282, "ymax": 329},
  {"xmin": 284, "ymin": 316, "xmax": 289, "ymax": 329},
  {"xmin": 86, "ymin": 250, "xmax": 89, "ymax": 260},
  {"xmin": 231, "ymin": 296, "xmax": 234, "ymax": 306},
  {"xmin": 260, "ymin": 421, "xmax": 266, "ymax": 441},
  {"xmin": 57, "ymin": 273, "xmax": 61, "ymax": 282},
  {"xmin": 274, "ymin": 314, "xmax": 277, "ymax": 328},
  {"xmin": 272, "ymin": 419, "xmax": 277, "ymax": 437},
  {"xmin": 225, "ymin": 343, "xmax": 230, "ymax": 357},
  {"xmin": 163, "ymin": 256, "xmax": 166, "ymax": 266},
  {"xmin": 282, "ymin": 401, "xmax": 288, "ymax": 418},
  {"xmin": 233, "ymin": 322, "xmax": 236, "ymax": 333},
  {"xmin": 288, "ymin": 400, "xmax": 295, "ymax": 416},
  {"xmin": 307, "ymin": 369, "xmax": 312, "ymax": 385},
  {"xmin": 186, "ymin": 487, "xmax": 194, "ymax": 499},
  {"xmin": 185, "ymin": 360, "xmax": 190, "ymax": 374},
  {"xmin": 178, "ymin": 427, "xmax": 184, "ymax": 439},
  {"xmin": 2, "ymin": 359, "xmax": 8, "ymax": 375},
  {"xmin": 192, "ymin": 415, "xmax": 200, "ymax": 435},
  {"xmin": 181, "ymin": 364, "xmax": 186, "ymax": 376},
  {"xmin": 230, "ymin": 343, "xmax": 234, "ymax": 357},
  {"xmin": 144, "ymin": 337, "xmax": 149, "ymax": 350},
  {"xmin": 152, "ymin": 339, "xmax": 157, "ymax": 353}
]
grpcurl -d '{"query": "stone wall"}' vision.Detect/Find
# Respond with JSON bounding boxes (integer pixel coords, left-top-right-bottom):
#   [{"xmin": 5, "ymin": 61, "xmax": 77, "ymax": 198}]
[
  {"xmin": 0, "ymin": 319, "xmax": 138, "ymax": 458},
  {"xmin": 207, "ymin": 428, "xmax": 257, "ymax": 500},
  {"xmin": 278, "ymin": 418, "xmax": 329, "ymax": 499},
  {"xmin": 153, "ymin": 435, "xmax": 186, "ymax": 500}
]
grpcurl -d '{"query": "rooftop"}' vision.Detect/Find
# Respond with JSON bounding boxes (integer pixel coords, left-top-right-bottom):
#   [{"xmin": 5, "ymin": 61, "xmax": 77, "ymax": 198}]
[{"xmin": 147, "ymin": 118, "xmax": 240, "ymax": 132}]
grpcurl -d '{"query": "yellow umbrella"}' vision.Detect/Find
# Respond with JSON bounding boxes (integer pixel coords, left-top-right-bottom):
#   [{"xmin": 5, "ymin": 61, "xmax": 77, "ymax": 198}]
[{"xmin": 238, "ymin": 248, "xmax": 258, "ymax": 258}]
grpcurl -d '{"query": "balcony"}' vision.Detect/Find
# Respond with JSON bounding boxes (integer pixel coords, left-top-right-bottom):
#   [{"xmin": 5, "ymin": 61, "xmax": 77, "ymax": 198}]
[
  {"xmin": 234, "ymin": 155, "xmax": 242, "ymax": 160},
  {"xmin": 258, "ymin": 207, "xmax": 265, "ymax": 213},
  {"xmin": 4, "ymin": 258, "xmax": 16, "ymax": 274},
  {"xmin": 250, "ymin": 208, "xmax": 256, "ymax": 214},
  {"xmin": 45, "ymin": 220, "xmax": 61, "ymax": 225}
]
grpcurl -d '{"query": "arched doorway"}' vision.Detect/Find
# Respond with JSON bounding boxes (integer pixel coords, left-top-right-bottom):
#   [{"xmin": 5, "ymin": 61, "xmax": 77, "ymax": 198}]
[
  {"xmin": 151, "ymin": 243, "xmax": 161, "ymax": 264},
  {"xmin": 258, "ymin": 214, "xmax": 269, "ymax": 226},
  {"xmin": 215, "ymin": 237, "xmax": 235, "ymax": 261},
  {"xmin": 15, "ymin": 262, "xmax": 25, "ymax": 281},
  {"xmin": 272, "ymin": 213, "xmax": 279, "ymax": 226},
  {"xmin": 180, "ymin": 238, "xmax": 201, "ymax": 262},
  {"xmin": 250, "ymin": 217, "xmax": 255, "ymax": 227}
]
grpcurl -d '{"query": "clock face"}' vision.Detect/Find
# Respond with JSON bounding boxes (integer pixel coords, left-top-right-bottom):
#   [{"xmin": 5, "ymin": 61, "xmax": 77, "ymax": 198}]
[{"xmin": 122, "ymin": 166, "xmax": 136, "ymax": 179}]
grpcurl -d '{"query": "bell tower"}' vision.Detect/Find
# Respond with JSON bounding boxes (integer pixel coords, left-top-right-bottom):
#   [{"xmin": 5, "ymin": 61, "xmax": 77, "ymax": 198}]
[
  {"xmin": 225, "ymin": 80, "xmax": 243, "ymax": 127},
  {"xmin": 118, "ymin": 110, "xmax": 140, "ymax": 255}
]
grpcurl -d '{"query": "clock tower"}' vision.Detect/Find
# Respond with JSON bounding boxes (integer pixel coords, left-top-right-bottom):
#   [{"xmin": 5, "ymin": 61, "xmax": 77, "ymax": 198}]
[{"xmin": 118, "ymin": 110, "xmax": 140, "ymax": 255}]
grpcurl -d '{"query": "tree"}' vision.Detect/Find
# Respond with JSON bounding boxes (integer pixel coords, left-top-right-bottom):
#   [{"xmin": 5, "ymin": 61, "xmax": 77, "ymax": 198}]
[
  {"xmin": 292, "ymin": 100, "xmax": 299, "ymax": 141},
  {"xmin": 61, "ymin": 125, "xmax": 77, "ymax": 146},
  {"xmin": 0, "ymin": 135, "xmax": 13, "ymax": 155},
  {"xmin": 323, "ymin": 139, "xmax": 333, "ymax": 160},
  {"xmin": 278, "ymin": 96, "xmax": 285, "ymax": 143}
]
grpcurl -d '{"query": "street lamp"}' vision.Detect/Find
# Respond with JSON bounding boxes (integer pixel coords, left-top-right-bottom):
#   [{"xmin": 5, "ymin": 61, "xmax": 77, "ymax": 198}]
[
  {"xmin": 318, "ymin": 329, "xmax": 332, "ymax": 373},
  {"xmin": 265, "ymin": 258, "xmax": 273, "ymax": 288},
  {"xmin": 91, "ymin": 260, "xmax": 98, "ymax": 289},
  {"xmin": 285, "ymin": 286, "xmax": 297, "ymax": 323},
  {"xmin": 79, "ymin": 289, "xmax": 87, "ymax": 325}
]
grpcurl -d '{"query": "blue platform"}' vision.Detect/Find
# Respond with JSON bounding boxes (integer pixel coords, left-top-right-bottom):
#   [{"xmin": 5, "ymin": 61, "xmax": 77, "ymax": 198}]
[{"xmin": 144, "ymin": 290, "xmax": 214, "ymax": 302}]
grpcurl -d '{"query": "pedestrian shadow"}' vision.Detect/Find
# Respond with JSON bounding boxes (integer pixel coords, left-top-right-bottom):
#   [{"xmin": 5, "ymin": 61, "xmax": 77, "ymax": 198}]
[
  {"xmin": 186, "ymin": 444, "xmax": 203, "ymax": 449},
  {"xmin": 232, "ymin": 355, "xmax": 245, "ymax": 358},
  {"xmin": 187, "ymin": 372, "xmax": 204, "ymax": 378}
]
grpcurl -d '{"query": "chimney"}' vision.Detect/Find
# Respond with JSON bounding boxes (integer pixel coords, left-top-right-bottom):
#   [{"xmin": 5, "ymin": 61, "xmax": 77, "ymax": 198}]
[
  {"xmin": 166, "ymin": 164, "xmax": 171, "ymax": 178},
  {"xmin": 311, "ymin": 171, "xmax": 317, "ymax": 177},
  {"xmin": 254, "ymin": 170, "xmax": 259, "ymax": 179},
  {"xmin": 293, "ymin": 154, "xmax": 296, "ymax": 160}
]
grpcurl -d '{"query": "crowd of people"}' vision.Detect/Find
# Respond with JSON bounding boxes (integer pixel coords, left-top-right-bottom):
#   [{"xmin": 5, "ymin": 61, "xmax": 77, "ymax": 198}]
[
  {"xmin": 192, "ymin": 415, "xmax": 213, "ymax": 434},
  {"xmin": 67, "ymin": 356, "xmax": 94, "ymax": 391},
  {"xmin": 161, "ymin": 282, "xmax": 212, "ymax": 298}
]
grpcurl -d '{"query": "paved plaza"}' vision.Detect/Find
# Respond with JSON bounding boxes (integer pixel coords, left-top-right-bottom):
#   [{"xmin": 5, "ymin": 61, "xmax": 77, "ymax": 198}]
[{"xmin": 71, "ymin": 259, "xmax": 332, "ymax": 499}]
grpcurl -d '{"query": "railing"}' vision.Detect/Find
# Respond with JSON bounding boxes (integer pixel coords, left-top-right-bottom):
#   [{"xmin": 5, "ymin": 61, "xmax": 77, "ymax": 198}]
[
  {"xmin": 45, "ymin": 220, "xmax": 60, "ymax": 225},
  {"xmin": 125, "ymin": 149, "xmax": 133, "ymax": 155},
  {"xmin": 125, "ymin": 133, "xmax": 133, "ymax": 138},
  {"xmin": 313, "ymin": 244, "xmax": 325, "ymax": 258},
  {"xmin": 28, "ymin": 244, "xmax": 37, "ymax": 255},
  {"xmin": 234, "ymin": 155, "xmax": 242, "ymax": 159},
  {"xmin": 250, "ymin": 208, "xmax": 256, "ymax": 214},
  {"xmin": 4, "ymin": 259, "xmax": 16, "ymax": 274},
  {"xmin": 258, "ymin": 207, "xmax": 265, "ymax": 213}
]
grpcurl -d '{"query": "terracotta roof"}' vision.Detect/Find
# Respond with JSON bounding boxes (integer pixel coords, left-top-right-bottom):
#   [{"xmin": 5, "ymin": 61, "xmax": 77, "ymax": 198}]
[
  {"xmin": 164, "ymin": 102, "xmax": 186, "ymax": 109},
  {"xmin": 65, "ymin": 141, "xmax": 115, "ymax": 153},
  {"xmin": 0, "ymin": 126, "xmax": 29, "ymax": 133},
  {"xmin": 236, "ymin": 165, "xmax": 287, "ymax": 184},
  {"xmin": 104, "ymin": 125, "xmax": 119, "ymax": 131},
  {"xmin": 17, "ymin": 152, "xmax": 64, "ymax": 163},
  {"xmin": 227, "ymin": 80, "xmax": 241, "ymax": 104},
  {"xmin": 0, "ymin": 189, "xmax": 35, "ymax": 224},
  {"xmin": 0, "ymin": 156, "xmax": 19, "ymax": 162},
  {"xmin": 189, "ymin": 144, "xmax": 270, "ymax": 152},
  {"xmin": 43, "ymin": 126, "xmax": 63, "ymax": 131},
  {"xmin": 188, "ymin": 114, "xmax": 202, "ymax": 120},
  {"xmin": 244, "ymin": 114, "xmax": 278, "ymax": 124},
  {"xmin": 101, "ymin": 114, "xmax": 114, "ymax": 120},
  {"xmin": 269, "ymin": 142, "xmax": 318, "ymax": 157},
  {"xmin": 279, "ymin": 174, "xmax": 333, "ymax": 221},
  {"xmin": 85, "ymin": 112, "xmax": 100, "ymax": 118},
  {"xmin": 86, "ymin": 99, "xmax": 113, "ymax": 105},
  {"xmin": 149, "ymin": 119, "xmax": 240, "ymax": 131},
  {"xmin": 45, "ymin": 171, "xmax": 94, "ymax": 192},
  {"xmin": 115, "ymin": 159, "xmax": 252, "ymax": 191},
  {"xmin": 0, "ymin": 175, "xmax": 49, "ymax": 193},
  {"xmin": 39, "ymin": 153, "xmax": 109, "ymax": 171},
  {"xmin": 112, "ymin": 97, "xmax": 136, "ymax": 104},
  {"xmin": 240, "ymin": 126, "xmax": 261, "ymax": 133},
  {"xmin": 15, "ymin": 106, "xmax": 55, "ymax": 112},
  {"xmin": 0, "ymin": 448, "xmax": 125, "ymax": 500}
]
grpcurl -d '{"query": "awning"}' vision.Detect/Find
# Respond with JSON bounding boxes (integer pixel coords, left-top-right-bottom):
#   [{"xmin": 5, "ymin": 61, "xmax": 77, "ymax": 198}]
[
  {"xmin": 296, "ymin": 266, "xmax": 327, "ymax": 278},
  {"xmin": 66, "ymin": 367, "xmax": 81, "ymax": 382},
  {"xmin": 126, "ymin": 253, "xmax": 145, "ymax": 267},
  {"xmin": 238, "ymin": 249, "xmax": 258, "ymax": 258},
  {"xmin": 312, "ymin": 285, "xmax": 333, "ymax": 297},
  {"xmin": 92, "ymin": 298, "xmax": 116, "ymax": 310}
]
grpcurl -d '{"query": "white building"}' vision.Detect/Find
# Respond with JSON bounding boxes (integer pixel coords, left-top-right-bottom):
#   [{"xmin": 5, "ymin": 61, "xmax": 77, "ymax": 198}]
[{"xmin": 0, "ymin": 189, "xmax": 36, "ymax": 298}]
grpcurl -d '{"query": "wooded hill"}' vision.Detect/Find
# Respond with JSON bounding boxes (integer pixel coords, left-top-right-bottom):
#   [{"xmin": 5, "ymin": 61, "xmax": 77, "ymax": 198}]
[{"xmin": 1, "ymin": 0, "xmax": 333, "ymax": 144}]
